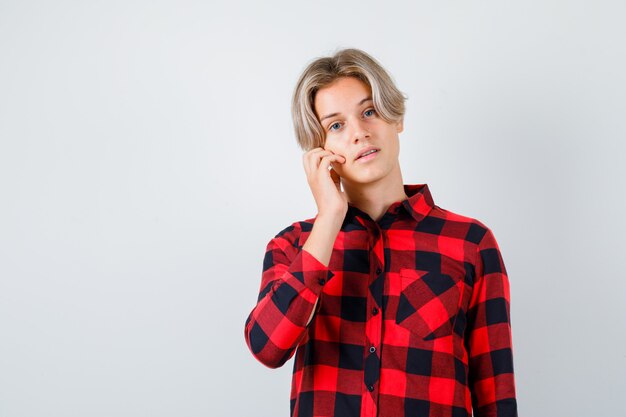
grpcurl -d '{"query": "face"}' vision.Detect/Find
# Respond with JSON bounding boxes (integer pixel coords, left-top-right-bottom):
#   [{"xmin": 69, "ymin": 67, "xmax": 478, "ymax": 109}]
[{"xmin": 314, "ymin": 76, "xmax": 404, "ymax": 187}]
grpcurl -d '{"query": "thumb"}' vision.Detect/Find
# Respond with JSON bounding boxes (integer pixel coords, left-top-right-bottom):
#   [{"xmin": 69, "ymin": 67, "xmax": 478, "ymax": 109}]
[{"xmin": 329, "ymin": 167, "xmax": 342, "ymax": 188}]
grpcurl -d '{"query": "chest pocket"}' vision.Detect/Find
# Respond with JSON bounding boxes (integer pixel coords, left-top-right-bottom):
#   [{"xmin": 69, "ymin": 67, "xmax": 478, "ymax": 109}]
[{"xmin": 396, "ymin": 268, "xmax": 462, "ymax": 340}]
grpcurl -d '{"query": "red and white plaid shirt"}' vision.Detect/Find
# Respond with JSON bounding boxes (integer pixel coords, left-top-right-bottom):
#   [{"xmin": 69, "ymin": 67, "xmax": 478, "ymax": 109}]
[{"xmin": 245, "ymin": 183, "xmax": 517, "ymax": 417}]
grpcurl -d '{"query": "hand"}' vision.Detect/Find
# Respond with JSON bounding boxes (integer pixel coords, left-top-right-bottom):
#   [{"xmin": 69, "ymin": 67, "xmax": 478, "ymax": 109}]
[{"xmin": 302, "ymin": 147, "xmax": 348, "ymax": 220}]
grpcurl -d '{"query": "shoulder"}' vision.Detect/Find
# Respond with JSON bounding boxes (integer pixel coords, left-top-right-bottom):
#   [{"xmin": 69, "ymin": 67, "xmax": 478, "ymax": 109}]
[
  {"xmin": 430, "ymin": 204, "xmax": 497, "ymax": 247},
  {"xmin": 273, "ymin": 217, "xmax": 315, "ymax": 237},
  {"xmin": 268, "ymin": 215, "xmax": 317, "ymax": 250},
  {"xmin": 430, "ymin": 205, "xmax": 506, "ymax": 277}
]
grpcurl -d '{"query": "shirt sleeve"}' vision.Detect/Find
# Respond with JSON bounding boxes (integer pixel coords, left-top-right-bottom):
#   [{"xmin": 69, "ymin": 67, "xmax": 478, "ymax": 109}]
[
  {"xmin": 466, "ymin": 226, "xmax": 518, "ymax": 417},
  {"xmin": 244, "ymin": 225, "xmax": 334, "ymax": 369}
]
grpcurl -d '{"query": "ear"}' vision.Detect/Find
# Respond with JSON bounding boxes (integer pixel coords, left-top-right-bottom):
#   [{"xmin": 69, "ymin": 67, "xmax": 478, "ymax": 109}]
[{"xmin": 396, "ymin": 118, "xmax": 404, "ymax": 133}]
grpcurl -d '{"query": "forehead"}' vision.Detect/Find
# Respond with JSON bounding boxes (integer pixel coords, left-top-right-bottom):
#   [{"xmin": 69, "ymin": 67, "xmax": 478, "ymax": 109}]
[{"xmin": 314, "ymin": 77, "xmax": 372, "ymax": 117}]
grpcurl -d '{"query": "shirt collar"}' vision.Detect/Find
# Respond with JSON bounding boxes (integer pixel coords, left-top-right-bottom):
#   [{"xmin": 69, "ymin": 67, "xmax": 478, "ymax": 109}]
[
  {"xmin": 345, "ymin": 183, "xmax": 435, "ymax": 224},
  {"xmin": 400, "ymin": 183, "xmax": 435, "ymax": 223}
]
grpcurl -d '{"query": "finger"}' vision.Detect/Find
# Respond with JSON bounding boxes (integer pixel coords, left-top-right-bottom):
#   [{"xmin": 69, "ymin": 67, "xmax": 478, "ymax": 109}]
[
  {"xmin": 308, "ymin": 149, "xmax": 334, "ymax": 172},
  {"xmin": 329, "ymin": 154, "xmax": 347, "ymax": 166},
  {"xmin": 317, "ymin": 154, "xmax": 344, "ymax": 175},
  {"xmin": 329, "ymin": 165, "xmax": 342, "ymax": 187},
  {"xmin": 328, "ymin": 155, "xmax": 347, "ymax": 173},
  {"xmin": 303, "ymin": 148, "xmax": 326, "ymax": 175},
  {"xmin": 304, "ymin": 147, "xmax": 326, "ymax": 162}
]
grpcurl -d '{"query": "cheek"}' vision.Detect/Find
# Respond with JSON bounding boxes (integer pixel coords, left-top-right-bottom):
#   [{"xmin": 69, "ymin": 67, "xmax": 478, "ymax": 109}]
[
  {"xmin": 323, "ymin": 141, "xmax": 345, "ymax": 158},
  {"xmin": 323, "ymin": 140, "xmax": 349, "ymax": 169}
]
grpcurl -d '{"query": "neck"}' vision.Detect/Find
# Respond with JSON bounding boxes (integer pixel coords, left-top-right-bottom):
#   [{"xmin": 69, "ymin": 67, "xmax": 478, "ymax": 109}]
[{"xmin": 343, "ymin": 165, "xmax": 407, "ymax": 222}]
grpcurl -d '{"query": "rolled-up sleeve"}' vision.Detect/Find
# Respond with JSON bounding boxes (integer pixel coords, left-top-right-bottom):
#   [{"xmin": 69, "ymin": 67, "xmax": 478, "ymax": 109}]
[{"xmin": 244, "ymin": 224, "xmax": 334, "ymax": 369}]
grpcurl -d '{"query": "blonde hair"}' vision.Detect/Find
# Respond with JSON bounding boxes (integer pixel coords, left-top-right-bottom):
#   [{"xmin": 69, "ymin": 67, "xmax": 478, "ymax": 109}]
[{"xmin": 291, "ymin": 48, "xmax": 407, "ymax": 151}]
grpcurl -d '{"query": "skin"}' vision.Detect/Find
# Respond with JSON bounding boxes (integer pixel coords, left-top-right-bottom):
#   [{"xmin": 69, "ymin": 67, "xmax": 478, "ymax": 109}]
[{"xmin": 302, "ymin": 76, "xmax": 408, "ymax": 270}]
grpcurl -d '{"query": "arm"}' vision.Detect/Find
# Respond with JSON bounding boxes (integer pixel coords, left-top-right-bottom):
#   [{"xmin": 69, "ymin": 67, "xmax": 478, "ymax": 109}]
[
  {"xmin": 244, "ymin": 147, "xmax": 347, "ymax": 368},
  {"xmin": 466, "ymin": 226, "xmax": 518, "ymax": 417},
  {"xmin": 244, "ymin": 223, "xmax": 335, "ymax": 368}
]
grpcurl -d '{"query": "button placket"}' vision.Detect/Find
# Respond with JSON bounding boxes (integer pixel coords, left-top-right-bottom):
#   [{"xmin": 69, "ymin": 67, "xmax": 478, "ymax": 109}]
[{"xmin": 363, "ymin": 227, "xmax": 385, "ymax": 403}]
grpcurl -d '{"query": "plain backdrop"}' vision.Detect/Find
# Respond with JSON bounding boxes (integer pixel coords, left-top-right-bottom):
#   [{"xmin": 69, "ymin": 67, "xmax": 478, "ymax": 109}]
[{"xmin": 1, "ymin": 1, "xmax": 625, "ymax": 416}]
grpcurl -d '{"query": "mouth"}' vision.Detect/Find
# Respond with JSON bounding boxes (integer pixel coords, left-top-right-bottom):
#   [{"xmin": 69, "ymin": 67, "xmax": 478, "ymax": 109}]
[{"xmin": 355, "ymin": 148, "xmax": 380, "ymax": 162}]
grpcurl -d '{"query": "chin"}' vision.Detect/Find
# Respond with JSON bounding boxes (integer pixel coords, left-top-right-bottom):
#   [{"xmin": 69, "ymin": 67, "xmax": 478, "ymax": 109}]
[{"xmin": 342, "ymin": 172, "xmax": 386, "ymax": 185}]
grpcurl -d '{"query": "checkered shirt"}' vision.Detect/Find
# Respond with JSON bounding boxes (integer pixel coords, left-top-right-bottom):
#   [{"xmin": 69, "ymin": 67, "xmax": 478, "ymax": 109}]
[{"xmin": 245, "ymin": 183, "xmax": 517, "ymax": 417}]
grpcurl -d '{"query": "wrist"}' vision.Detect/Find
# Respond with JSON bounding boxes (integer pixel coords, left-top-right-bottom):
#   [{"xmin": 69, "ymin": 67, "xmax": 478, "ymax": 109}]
[{"xmin": 315, "ymin": 211, "xmax": 345, "ymax": 229}]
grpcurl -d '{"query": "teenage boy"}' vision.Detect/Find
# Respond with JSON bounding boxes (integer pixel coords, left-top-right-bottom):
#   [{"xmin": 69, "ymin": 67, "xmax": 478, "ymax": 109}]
[{"xmin": 244, "ymin": 48, "xmax": 518, "ymax": 417}]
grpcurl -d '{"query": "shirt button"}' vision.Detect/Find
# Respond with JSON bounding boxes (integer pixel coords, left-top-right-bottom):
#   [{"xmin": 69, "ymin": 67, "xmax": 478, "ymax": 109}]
[
  {"xmin": 369, "ymin": 346, "xmax": 376, "ymax": 353},
  {"xmin": 367, "ymin": 384, "xmax": 374, "ymax": 392},
  {"xmin": 318, "ymin": 278, "xmax": 326, "ymax": 285},
  {"xmin": 372, "ymin": 307, "xmax": 379, "ymax": 316},
  {"xmin": 376, "ymin": 267, "xmax": 382, "ymax": 275}
]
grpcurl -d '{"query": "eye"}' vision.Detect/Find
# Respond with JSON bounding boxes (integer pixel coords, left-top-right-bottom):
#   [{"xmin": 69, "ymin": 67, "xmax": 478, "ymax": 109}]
[
  {"xmin": 329, "ymin": 122, "xmax": 342, "ymax": 132},
  {"xmin": 364, "ymin": 108, "xmax": 376, "ymax": 117}
]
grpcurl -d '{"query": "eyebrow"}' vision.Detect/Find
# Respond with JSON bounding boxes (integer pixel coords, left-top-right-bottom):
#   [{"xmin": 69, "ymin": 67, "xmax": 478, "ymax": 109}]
[{"xmin": 319, "ymin": 96, "xmax": 373, "ymax": 123}]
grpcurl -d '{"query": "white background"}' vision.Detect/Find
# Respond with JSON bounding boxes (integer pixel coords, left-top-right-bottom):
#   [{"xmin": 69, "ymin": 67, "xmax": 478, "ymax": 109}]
[{"xmin": 1, "ymin": 1, "xmax": 625, "ymax": 416}]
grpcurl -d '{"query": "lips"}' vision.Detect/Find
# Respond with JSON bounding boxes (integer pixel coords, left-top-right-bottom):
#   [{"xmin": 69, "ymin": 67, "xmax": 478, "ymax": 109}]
[{"xmin": 355, "ymin": 147, "xmax": 380, "ymax": 161}]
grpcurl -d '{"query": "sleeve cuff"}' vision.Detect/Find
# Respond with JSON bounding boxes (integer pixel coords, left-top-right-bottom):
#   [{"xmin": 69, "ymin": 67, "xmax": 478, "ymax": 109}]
[{"xmin": 286, "ymin": 248, "xmax": 335, "ymax": 294}]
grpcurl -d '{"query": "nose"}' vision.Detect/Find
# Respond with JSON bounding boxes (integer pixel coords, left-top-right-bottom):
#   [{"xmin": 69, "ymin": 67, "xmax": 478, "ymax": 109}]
[{"xmin": 350, "ymin": 117, "xmax": 370, "ymax": 144}]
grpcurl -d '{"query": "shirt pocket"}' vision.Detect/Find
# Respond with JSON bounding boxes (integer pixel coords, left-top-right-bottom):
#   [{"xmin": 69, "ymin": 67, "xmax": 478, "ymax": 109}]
[{"xmin": 396, "ymin": 268, "xmax": 462, "ymax": 340}]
